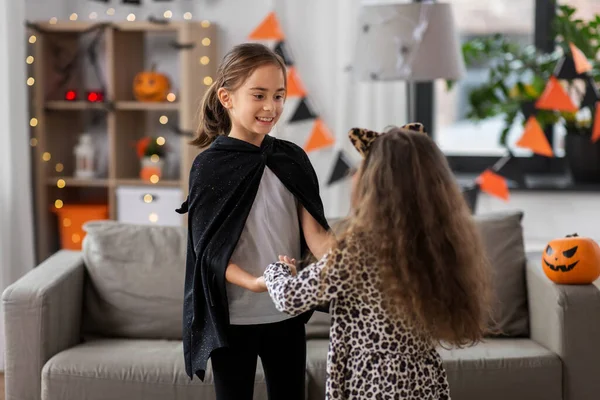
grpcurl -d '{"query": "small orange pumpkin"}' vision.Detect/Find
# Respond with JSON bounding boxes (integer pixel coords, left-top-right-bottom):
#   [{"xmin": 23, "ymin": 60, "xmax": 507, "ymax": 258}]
[
  {"xmin": 542, "ymin": 233, "xmax": 600, "ymax": 284},
  {"xmin": 133, "ymin": 64, "xmax": 171, "ymax": 102}
]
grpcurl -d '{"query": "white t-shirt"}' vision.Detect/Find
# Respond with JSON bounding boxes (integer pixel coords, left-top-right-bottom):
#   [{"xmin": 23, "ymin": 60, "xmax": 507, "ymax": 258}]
[{"xmin": 226, "ymin": 167, "xmax": 301, "ymax": 325}]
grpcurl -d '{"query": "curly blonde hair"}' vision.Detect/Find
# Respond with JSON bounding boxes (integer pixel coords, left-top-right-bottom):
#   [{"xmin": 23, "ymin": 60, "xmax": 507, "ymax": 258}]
[{"xmin": 331, "ymin": 126, "xmax": 493, "ymax": 347}]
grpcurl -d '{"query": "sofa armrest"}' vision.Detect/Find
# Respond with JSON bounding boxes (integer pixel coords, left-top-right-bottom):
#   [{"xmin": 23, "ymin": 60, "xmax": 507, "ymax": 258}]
[
  {"xmin": 2, "ymin": 250, "xmax": 84, "ymax": 400},
  {"xmin": 526, "ymin": 252, "xmax": 600, "ymax": 400}
]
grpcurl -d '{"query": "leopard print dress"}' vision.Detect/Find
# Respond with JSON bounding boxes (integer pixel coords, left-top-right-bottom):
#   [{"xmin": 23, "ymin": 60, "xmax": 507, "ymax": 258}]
[{"xmin": 264, "ymin": 243, "xmax": 451, "ymax": 400}]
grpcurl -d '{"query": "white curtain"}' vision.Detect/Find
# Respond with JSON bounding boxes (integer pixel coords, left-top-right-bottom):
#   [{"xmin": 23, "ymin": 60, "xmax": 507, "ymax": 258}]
[
  {"xmin": 0, "ymin": 0, "xmax": 36, "ymax": 371},
  {"xmin": 275, "ymin": 0, "xmax": 408, "ymax": 218}
]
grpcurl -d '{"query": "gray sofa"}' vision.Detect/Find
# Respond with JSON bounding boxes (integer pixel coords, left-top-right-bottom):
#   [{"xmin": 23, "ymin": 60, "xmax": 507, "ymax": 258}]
[{"xmin": 4, "ymin": 213, "xmax": 600, "ymax": 400}]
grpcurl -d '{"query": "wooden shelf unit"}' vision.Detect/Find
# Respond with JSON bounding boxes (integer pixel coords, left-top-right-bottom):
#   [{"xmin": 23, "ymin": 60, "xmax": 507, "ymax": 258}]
[{"xmin": 28, "ymin": 20, "xmax": 217, "ymax": 262}]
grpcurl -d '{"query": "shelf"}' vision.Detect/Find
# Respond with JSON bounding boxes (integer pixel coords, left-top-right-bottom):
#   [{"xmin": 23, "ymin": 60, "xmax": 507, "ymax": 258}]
[
  {"xmin": 31, "ymin": 21, "xmax": 195, "ymax": 34},
  {"xmin": 30, "ymin": 19, "xmax": 215, "ymax": 262},
  {"xmin": 113, "ymin": 21, "xmax": 187, "ymax": 33},
  {"xmin": 115, "ymin": 101, "xmax": 179, "ymax": 111},
  {"xmin": 45, "ymin": 101, "xmax": 108, "ymax": 111},
  {"xmin": 116, "ymin": 179, "xmax": 182, "ymax": 188},
  {"xmin": 44, "ymin": 101, "xmax": 179, "ymax": 111},
  {"xmin": 47, "ymin": 177, "xmax": 110, "ymax": 187}
]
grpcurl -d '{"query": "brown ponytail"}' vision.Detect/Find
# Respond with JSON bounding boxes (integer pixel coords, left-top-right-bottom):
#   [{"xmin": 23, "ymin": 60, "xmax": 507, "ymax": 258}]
[
  {"xmin": 190, "ymin": 79, "xmax": 230, "ymax": 148},
  {"xmin": 190, "ymin": 43, "xmax": 287, "ymax": 148}
]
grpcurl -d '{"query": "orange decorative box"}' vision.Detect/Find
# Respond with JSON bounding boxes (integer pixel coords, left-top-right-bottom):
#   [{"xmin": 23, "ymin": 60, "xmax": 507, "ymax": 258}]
[{"xmin": 51, "ymin": 204, "xmax": 109, "ymax": 250}]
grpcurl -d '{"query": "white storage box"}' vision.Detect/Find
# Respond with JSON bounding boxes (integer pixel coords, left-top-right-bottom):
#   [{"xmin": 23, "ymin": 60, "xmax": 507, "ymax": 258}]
[{"xmin": 116, "ymin": 186, "xmax": 184, "ymax": 227}]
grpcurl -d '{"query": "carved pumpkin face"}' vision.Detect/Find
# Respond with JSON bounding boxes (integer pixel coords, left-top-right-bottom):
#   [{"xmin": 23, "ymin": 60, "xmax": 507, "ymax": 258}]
[
  {"xmin": 542, "ymin": 234, "xmax": 600, "ymax": 284},
  {"xmin": 133, "ymin": 67, "xmax": 171, "ymax": 102}
]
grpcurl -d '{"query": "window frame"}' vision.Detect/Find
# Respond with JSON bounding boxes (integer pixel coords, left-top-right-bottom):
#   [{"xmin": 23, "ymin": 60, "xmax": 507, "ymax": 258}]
[{"xmin": 415, "ymin": 0, "xmax": 563, "ymax": 175}]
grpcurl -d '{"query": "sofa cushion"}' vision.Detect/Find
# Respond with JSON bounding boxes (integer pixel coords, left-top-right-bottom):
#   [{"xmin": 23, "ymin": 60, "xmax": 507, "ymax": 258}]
[
  {"xmin": 306, "ymin": 338, "xmax": 561, "ymax": 400},
  {"xmin": 305, "ymin": 311, "xmax": 332, "ymax": 339},
  {"xmin": 438, "ymin": 338, "xmax": 562, "ymax": 400},
  {"xmin": 81, "ymin": 221, "xmax": 186, "ymax": 339},
  {"xmin": 41, "ymin": 339, "xmax": 270, "ymax": 400},
  {"xmin": 474, "ymin": 211, "xmax": 529, "ymax": 337}
]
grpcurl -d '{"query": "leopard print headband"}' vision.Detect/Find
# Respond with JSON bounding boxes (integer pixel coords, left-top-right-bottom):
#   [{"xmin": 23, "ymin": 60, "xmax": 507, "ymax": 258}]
[{"xmin": 348, "ymin": 122, "xmax": 426, "ymax": 158}]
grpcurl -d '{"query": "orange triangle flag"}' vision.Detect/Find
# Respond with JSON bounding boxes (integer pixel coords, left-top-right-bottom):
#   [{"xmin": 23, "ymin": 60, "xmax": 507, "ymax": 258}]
[
  {"xmin": 569, "ymin": 43, "xmax": 593, "ymax": 74},
  {"xmin": 476, "ymin": 170, "xmax": 509, "ymax": 201},
  {"xmin": 248, "ymin": 12, "xmax": 285, "ymax": 41},
  {"xmin": 535, "ymin": 76, "xmax": 578, "ymax": 112},
  {"xmin": 592, "ymin": 103, "xmax": 600, "ymax": 143},
  {"xmin": 304, "ymin": 119, "xmax": 335, "ymax": 152},
  {"xmin": 516, "ymin": 116, "xmax": 554, "ymax": 157},
  {"xmin": 287, "ymin": 67, "xmax": 306, "ymax": 98}
]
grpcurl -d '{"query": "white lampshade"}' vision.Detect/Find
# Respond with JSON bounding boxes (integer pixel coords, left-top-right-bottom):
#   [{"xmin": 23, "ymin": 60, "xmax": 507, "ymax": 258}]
[{"xmin": 353, "ymin": 2, "xmax": 466, "ymax": 82}]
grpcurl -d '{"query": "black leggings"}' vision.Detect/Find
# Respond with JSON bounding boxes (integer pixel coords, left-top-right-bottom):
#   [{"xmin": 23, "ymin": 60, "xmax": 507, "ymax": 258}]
[{"xmin": 211, "ymin": 316, "xmax": 306, "ymax": 400}]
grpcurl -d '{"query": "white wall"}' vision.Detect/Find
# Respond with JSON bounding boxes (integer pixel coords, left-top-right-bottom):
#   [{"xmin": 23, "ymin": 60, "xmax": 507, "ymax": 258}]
[
  {"xmin": 24, "ymin": 0, "xmax": 409, "ymax": 219},
  {"xmin": 1, "ymin": 0, "xmax": 35, "ymax": 371}
]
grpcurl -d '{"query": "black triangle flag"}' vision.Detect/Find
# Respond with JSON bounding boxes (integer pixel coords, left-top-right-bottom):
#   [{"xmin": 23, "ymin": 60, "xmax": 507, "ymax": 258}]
[
  {"xmin": 328, "ymin": 151, "xmax": 354, "ymax": 185},
  {"xmin": 492, "ymin": 152, "xmax": 526, "ymax": 187},
  {"xmin": 461, "ymin": 184, "xmax": 479, "ymax": 214},
  {"xmin": 520, "ymin": 100, "xmax": 537, "ymax": 120},
  {"xmin": 274, "ymin": 41, "xmax": 294, "ymax": 66},
  {"xmin": 289, "ymin": 98, "xmax": 318, "ymax": 123},
  {"xmin": 581, "ymin": 75, "xmax": 600, "ymax": 108},
  {"xmin": 554, "ymin": 55, "xmax": 584, "ymax": 80}
]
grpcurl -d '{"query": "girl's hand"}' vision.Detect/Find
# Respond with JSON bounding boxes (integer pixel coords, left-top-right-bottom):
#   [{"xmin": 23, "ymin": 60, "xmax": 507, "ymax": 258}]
[
  {"xmin": 278, "ymin": 255, "xmax": 297, "ymax": 276},
  {"xmin": 253, "ymin": 276, "xmax": 268, "ymax": 293}
]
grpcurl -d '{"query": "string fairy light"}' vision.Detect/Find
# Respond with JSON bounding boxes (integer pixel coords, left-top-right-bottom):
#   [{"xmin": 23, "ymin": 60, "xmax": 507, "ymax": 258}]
[{"xmin": 26, "ymin": 34, "xmax": 67, "ymax": 214}]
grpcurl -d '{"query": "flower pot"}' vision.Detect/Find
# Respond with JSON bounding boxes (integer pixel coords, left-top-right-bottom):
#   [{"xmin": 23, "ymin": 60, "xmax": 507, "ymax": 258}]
[
  {"xmin": 564, "ymin": 133, "xmax": 600, "ymax": 183},
  {"xmin": 140, "ymin": 156, "xmax": 165, "ymax": 181}
]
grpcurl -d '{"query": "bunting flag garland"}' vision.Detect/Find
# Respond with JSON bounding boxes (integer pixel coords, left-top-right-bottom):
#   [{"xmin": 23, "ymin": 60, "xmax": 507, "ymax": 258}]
[
  {"xmin": 516, "ymin": 116, "xmax": 554, "ymax": 157},
  {"xmin": 248, "ymin": 12, "xmax": 344, "ymax": 184},
  {"xmin": 476, "ymin": 169, "xmax": 510, "ymax": 201},
  {"xmin": 581, "ymin": 75, "xmax": 600, "ymax": 108},
  {"xmin": 554, "ymin": 55, "xmax": 581, "ymax": 80},
  {"xmin": 328, "ymin": 150, "xmax": 354, "ymax": 185},
  {"xmin": 520, "ymin": 100, "xmax": 537, "ymax": 120},
  {"xmin": 535, "ymin": 76, "xmax": 578, "ymax": 112},
  {"xmin": 248, "ymin": 12, "xmax": 285, "ymax": 41},
  {"xmin": 569, "ymin": 42, "xmax": 593, "ymax": 74},
  {"xmin": 289, "ymin": 98, "xmax": 318, "ymax": 122},
  {"xmin": 461, "ymin": 185, "xmax": 480, "ymax": 213},
  {"xmin": 274, "ymin": 41, "xmax": 294, "ymax": 66},
  {"xmin": 286, "ymin": 67, "xmax": 307, "ymax": 98},
  {"xmin": 492, "ymin": 152, "xmax": 526, "ymax": 187},
  {"xmin": 304, "ymin": 119, "xmax": 336, "ymax": 153}
]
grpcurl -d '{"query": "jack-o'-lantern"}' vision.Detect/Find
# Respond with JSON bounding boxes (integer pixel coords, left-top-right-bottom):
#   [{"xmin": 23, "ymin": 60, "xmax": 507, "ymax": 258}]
[
  {"xmin": 542, "ymin": 233, "xmax": 600, "ymax": 284},
  {"xmin": 133, "ymin": 64, "xmax": 171, "ymax": 102}
]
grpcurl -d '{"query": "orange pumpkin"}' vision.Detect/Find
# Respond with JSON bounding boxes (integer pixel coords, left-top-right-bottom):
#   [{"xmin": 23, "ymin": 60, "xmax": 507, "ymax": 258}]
[
  {"xmin": 133, "ymin": 64, "xmax": 171, "ymax": 102},
  {"xmin": 542, "ymin": 233, "xmax": 600, "ymax": 284}
]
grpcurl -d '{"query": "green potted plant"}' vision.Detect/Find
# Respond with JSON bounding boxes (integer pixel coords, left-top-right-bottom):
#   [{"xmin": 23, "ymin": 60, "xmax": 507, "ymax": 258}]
[{"xmin": 457, "ymin": 4, "xmax": 600, "ymax": 182}]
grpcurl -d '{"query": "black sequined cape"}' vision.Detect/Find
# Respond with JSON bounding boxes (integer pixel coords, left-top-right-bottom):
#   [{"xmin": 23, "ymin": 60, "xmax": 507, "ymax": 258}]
[{"xmin": 176, "ymin": 135, "xmax": 330, "ymax": 380}]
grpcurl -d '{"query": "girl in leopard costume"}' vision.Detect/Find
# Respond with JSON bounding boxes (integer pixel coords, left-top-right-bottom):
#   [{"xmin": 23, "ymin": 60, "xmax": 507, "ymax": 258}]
[{"xmin": 262, "ymin": 123, "xmax": 493, "ymax": 399}]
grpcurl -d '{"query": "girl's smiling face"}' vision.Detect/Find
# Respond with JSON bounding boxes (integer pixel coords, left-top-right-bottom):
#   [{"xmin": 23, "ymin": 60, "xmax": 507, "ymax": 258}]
[{"xmin": 219, "ymin": 64, "xmax": 286, "ymax": 140}]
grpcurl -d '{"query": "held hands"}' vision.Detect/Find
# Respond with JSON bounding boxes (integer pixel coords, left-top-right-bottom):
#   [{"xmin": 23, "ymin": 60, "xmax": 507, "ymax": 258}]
[
  {"xmin": 252, "ymin": 255, "xmax": 297, "ymax": 293},
  {"xmin": 278, "ymin": 255, "xmax": 297, "ymax": 276}
]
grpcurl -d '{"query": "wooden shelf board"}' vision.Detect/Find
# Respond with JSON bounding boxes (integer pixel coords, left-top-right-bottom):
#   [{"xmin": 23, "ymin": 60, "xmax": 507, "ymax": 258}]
[
  {"xmin": 116, "ymin": 179, "xmax": 181, "ymax": 188},
  {"xmin": 115, "ymin": 101, "xmax": 179, "ymax": 111},
  {"xmin": 113, "ymin": 21, "xmax": 185, "ymax": 32},
  {"xmin": 31, "ymin": 21, "xmax": 97, "ymax": 33},
  {"xmin": 31, "ymin": 21, "xmax": 195, "ymax": 33},
  {"xmin": 47, "ymin": 177, "xmax": 111, "ymax": 187},
  {"xmin": 45, "ymin": 101, "xmax": 107, "ymax": 111}
]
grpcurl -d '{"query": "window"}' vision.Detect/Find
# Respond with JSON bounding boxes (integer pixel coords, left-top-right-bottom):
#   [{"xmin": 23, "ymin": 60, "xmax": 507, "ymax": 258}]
[{"xmin": 434, "ymin": 0, "xmax": 537, "ymax": 157}]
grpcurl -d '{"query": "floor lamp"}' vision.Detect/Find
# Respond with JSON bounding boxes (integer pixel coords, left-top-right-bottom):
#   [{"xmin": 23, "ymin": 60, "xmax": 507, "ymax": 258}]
[{"xmin": 353, "ymin": 1, "xmax": 466, "ymax": 124}]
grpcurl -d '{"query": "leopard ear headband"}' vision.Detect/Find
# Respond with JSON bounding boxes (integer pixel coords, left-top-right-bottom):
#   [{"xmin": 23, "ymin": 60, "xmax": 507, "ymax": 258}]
[{"xmin": 348, "ymin": 122, "xmax": 426, "ymax": 158}]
